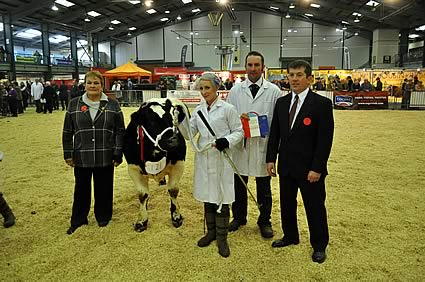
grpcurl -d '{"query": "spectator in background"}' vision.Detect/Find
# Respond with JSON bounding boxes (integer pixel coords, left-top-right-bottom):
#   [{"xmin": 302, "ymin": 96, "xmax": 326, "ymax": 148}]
[
  {"xmin": 313, "ymin": 78, "xmax": 325, "ymax": 91},
  {"xmin": 70, "ymin": 79, "xmax": 80, "ymax": 99},
  {"xmin": 375, "ymin": 77, "xmax": 383, "ymax": 91},
  {"xmin": 33, "ymin": 50, "xmax": 42, "ymax": 64},
  {"xmin": 402, "ymin": 78, "xmax": 414, "ymax": 109},
  {"xmin": 347, "ymin": 76, "xmax": 353, "ymax": 91},
  {"xmin": 7, "ymin": 82, "xmax": 18, "ymax": 117},
  {"xmin": 415, "ymin": 80, "xmax": 424, "ymax": 91},
  {"xmin": 42, "ymin": 81, "xmax": 55, "ymax": 114},
  {"xmin": 360, "ymin": 79, "xmax": 374, "ymax": 91},
  {"xmin": 52, "ymin": 82, "xmax": 59, "ymax": 110},
  {"xmin": 224, "ymin": 78, "xmax": 233, "ymax": 90},
  {"xmin": 31, "ymin": 79, "xmax": 44, "ymax": 113},
  {"xmin": 20, "ymin": 82, "xmax": 28, "ymax": 111},
  {"xmin": 14, "ymin": 82, "xmax": 23, "ymax": 114},
  {"xmin": 351, "ymin": 78, "xmax": 361, "ymax": 91},
  {"xmin": 59, "ymin": 80, "xmax": 69, "ymax": 111}
]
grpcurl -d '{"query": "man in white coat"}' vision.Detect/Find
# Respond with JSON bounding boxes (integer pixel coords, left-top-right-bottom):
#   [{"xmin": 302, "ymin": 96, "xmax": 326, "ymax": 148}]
[
  {"xmin": 226, "ymin": 51, "xmax": 282, "ymax": 238},
  {"xmin": 31, "ymin": 79, "xmax": 44, "ymax": 113}
]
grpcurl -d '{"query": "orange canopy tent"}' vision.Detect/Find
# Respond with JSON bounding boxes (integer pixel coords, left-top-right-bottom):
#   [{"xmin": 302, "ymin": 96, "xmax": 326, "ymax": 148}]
[{"xmin": 103, "ymin": 61, "xmax": 152, "ymax": 88}]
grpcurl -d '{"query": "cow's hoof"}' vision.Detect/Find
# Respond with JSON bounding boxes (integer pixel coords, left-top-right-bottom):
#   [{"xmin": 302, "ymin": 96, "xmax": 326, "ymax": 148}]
[
  {"xmin": 134, "ymin": 221, "xmax": 148, "ymax": 232},
  {"xmin": 172, "ymin": 216, "xmax": 183, "ymax": 228}
]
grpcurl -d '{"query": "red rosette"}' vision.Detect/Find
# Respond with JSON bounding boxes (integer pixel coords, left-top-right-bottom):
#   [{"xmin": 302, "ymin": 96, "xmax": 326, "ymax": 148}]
[
  {"xmin": 80, "ymin": 105, "xmax": 88, "ymax": 112},
  {"xmin": 303, "ymin": 117, "xmax": 312, "ymax": 126}
]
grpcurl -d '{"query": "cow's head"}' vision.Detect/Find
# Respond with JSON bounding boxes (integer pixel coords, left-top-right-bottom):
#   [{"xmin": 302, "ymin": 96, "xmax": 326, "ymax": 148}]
[{"xmin": 132, "ymin": 98, "xmax": 188, "ymax": 152}]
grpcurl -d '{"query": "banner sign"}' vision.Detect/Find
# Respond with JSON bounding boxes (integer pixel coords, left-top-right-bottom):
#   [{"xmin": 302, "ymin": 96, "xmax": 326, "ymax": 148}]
[
  {"xmin": 241, "ymin": 112, "xmax": 269, "ymax": 138},
  {"xmin": 167, "ymin": 90, "xmax": 229, "ymax": 106},
  {"xmin": 333, "ymin": 91, "xmax": 388, "ymax": 109}
]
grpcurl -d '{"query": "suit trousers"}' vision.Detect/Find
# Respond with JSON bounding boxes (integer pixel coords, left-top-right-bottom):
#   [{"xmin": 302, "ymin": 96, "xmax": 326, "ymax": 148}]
[
  {"xmin": 71, "ymin": 166, "xmax": 114, "ymax": 227},
  {"xmin": 279, "ymin": 174, "xmax": 329, "ymax": 252},
  {"xmin": 232, "ymin": 174, "xmax": 272, "ymax": 226}
]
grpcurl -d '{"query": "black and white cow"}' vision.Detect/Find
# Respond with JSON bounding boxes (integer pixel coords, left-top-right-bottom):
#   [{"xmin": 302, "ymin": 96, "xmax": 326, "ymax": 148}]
[{"xmin": 123, "ymin": 98, "xmax": 189, "ymax": 232}]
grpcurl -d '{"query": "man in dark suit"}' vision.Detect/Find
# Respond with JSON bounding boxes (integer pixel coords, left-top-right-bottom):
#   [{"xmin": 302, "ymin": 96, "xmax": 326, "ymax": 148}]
[{"xmin": 266, "ymin": 60, "xmax": 334, "ymax": 263}]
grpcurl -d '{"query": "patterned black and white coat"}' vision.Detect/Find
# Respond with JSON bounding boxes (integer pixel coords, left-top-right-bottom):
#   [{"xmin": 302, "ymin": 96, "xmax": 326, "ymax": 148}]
[{"xmin": 123, "ymin": 98, "xmax": 189, "ymax": 232}]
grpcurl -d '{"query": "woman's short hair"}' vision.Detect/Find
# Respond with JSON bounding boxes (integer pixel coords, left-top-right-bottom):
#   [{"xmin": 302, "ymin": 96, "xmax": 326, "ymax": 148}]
[
  {"xmin": 85, "ymin": 71, "xmax": 104, "ymax": 87},
  {"xmin": 199, "ymin": 73, "xmax": 221, "ymax": 90}
]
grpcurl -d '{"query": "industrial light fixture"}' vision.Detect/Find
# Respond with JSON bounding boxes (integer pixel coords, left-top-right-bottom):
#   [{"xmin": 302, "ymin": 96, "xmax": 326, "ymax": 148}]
[
  {"xmin": 182, "ymin": 0, "xmax": 192, "ymax": 4},
  {"xmin": 52, "ymin": 3, "xmax": 59, "ymax": 11},
  {"xmin": 55, "ymin": 0, "xmax": 75, "ymax": 7},
  {"xmin": 354, "ymin": 32, "xmax": 359, "ymax": 36},
  {"xmin": 144, "ymin": 0, "xmax": 153, "ymax": 7},
  {"xmin": 127, "ymin": 32, "xmax": 132, "ymax": 36},
  {"xmin": 285, "ymin": 12, "xmax": 290, "ymax": 18},
  {"xmin": 305, "ymin": 13, "xmax": 313, "ymax": 17},
  {"xmin": 310, "ymin": 3, "xmax": 320, "ymax": 8},
  {"xmin": 416, "ymin": 25, "xmax": 425, "ymax": 31},
  {"xmin": 354, "ymin": 17, "xmax": 360, "ymax": 23},
  {"xmin": 270, "ymin": 6, "xmax": 279, "ymax": 10},
  {"xmin": 176, "ymin": 15, "xmax": 182, "ymax": 20},
  {"xmin": 111, "ymin": 20, "xmax": 121, "ymax": 25},
  {"xmin": 352, "ymin": 12, "xmax": 362, "ymax": 17},
  {"xmin": 146, "ymin": 9, "xmax": 157, "ymax": 14},
  {"xmin": 129, "ymin": 26, "xmax": 136, "ymax": 31},
  {"xmin": 342, "ymin": 25, "xmax": 347, "ymax": 30},
  {"xmin": 108, "ymin": 26, "xmax": 114, "ymax": 30},
  {"xmin": 216, "ymin": 0, "xmax": 228, "ymax": 4},
  {"xmin": 84, "ymin": 17, "xmax": 90, "ymax": 22},
  {"xmin": 192, "ymin": 8, "xmax": 201, "ymax": 13},
  {"xmin": 366, "ymin": 0, "xmax": 380, "ymax": 7},
  {"xmin": 87, "ymin": 10, "xmax": 101, "ymax": 17},
  {"xmin": 289, "ymin": 3, "xmax": 295, "ymax": 9},
  {"xmin": 341, "ymin": 21, "xmax": 349, "ymax": 24},
  {"xmin": 164, "ymin": 10, "xmax": 170, "ymax": 14},
  {"xmin": 160, "ymin": 17, "xmax": 169, "ymax": 22}
]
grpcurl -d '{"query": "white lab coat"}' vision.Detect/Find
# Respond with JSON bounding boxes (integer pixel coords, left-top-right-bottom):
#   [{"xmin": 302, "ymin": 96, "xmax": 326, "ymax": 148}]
[
  {"xmin": 31, "ymin": 82, "xmax": 44, "ymax": 100},
  {"xmin": 226, "ymin": 78, "xmax": 282, "ymax": 177},
  {"xmin": 189, "ymin": 99, "xmax": 243, "ymax": 205}
]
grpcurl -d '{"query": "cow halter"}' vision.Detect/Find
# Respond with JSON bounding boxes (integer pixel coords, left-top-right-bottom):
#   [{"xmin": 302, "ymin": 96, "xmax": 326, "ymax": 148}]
[{"xmin": 137, "ymin": 125, "xmax": 176, "ymax": 152}]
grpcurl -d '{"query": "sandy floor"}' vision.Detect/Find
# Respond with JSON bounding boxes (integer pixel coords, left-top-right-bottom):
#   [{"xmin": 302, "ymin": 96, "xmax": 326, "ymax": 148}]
[{"xmin": 0, "ymin": 107, "xmax": 424, "ymax": 281}]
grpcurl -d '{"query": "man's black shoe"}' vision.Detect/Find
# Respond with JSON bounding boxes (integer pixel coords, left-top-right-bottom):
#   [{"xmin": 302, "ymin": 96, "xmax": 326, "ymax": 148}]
[
  {"xmin": 312, "ymin": 251, "xmax": 326, "ymax": 263},
  {"xmin": 98, "ymin": 221, "xmax": 109, "ymax": 227},
  {"xmin": 259, "ymin": 225, "xmax": 274, "ymax": 238},
  {"xmin": 228, "ymin": 219, "xmax": 246, "ymax": 232},
  {"xmin": 271, "ymin": 237, "xmax": 299, "ymax": 248}
]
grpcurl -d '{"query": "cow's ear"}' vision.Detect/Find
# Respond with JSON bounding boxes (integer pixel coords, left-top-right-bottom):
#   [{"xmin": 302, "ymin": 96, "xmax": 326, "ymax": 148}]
[
  {"xmin": 164, "ymin": 99, "xmax": 172, "ymax": 112},
  {"xmin": 176, "ymin": 104, "xmax": 190, "ymax": 123}
]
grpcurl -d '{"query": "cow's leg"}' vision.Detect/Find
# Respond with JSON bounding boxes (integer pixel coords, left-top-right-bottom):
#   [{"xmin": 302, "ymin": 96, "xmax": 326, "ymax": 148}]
[
  {"xmin": 167, "ymin": 161, "xmax": 184, "ymax": 228},
  {"xmin": 128, "ymin": 164, "xmax": 149, "ymax": 232}
]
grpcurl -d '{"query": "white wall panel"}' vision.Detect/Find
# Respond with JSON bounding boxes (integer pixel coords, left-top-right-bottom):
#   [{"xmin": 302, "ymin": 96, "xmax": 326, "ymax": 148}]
[
  {"xmin": 115, "ymin": 37, "xmax": 136, "ymax": 66},
  {"xmin": 138, "ymin": 29, "xmax": 163, "ymax": 60},
  {"xmin": 165, "ymin": 21, "xmax": 192, "ymax": 63},
  {"xmin": 192, "ymin": 16, "xmax": 220, "ymax": 69}
]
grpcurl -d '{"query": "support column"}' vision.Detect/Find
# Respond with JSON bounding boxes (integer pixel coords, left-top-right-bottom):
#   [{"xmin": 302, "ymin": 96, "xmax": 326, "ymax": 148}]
[
  {"xmin": 92, "ymin": 34, "xmax": 99, "ymax": 68},
  {"xmin": 110, "ymin": 41, "xmax": 116, "ymax": 68},
  {"xmin": 398, "ymin": 29, "xmax": 409, "ymax": 67},
  {"xmin": 371, "ymin": 29, "xmax": 399, "ymax": 68},
  {"xmin": 70, "ymin": 31, "xmax": 79, "ymax": 79},
  {"xmin": 41, "ymin": 23, "xmax": 52, "ymax": 80},
  {"xmin": 4, "ymin": 13, "xmax": 16, "ymax": 81}
]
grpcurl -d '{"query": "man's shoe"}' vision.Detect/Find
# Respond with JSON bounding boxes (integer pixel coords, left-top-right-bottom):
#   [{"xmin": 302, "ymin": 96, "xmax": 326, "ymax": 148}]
[
  {"xmin": 259, "ymin": 225, "xmax": 274, "ymax": 238},
  {"xmin": 271, "ymin": 237, "xmax": 300, "ymax": 248},
  {"xmin": 66, "ymin": 222, "xmax": 87, "ymax": 235},
  {"xmin": 98, "ymin": 221, "xmax": 109, "ymax": 227},
  {"xmin": 312, "ymin": 251, "xmax": 326, "ymax": 263},
  {"xmin": 3, "ymin": 212, "xmax": 16, "ymax": 228},
  {"xmin": 228, "ymin": 219, "xmax": 246, "ymax": 232}
]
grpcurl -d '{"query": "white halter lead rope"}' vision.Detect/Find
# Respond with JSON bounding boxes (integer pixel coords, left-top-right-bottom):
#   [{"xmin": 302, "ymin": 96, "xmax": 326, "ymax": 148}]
[{"xmin": 141, "ymin": 125, "xmax": 176, "ymax": 152}]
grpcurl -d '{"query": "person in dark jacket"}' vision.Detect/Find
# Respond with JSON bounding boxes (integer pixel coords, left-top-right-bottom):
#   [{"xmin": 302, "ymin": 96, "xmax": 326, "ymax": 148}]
[
  {"xmin": 375, "ymin": 77, "xmax": 383, "ymax": 91},
  {"xmin": 62, "ymin": 71, "xmax": 125, "ymax": 235},
  {"xmin": 266, "ymin": 60, "xmax": 334, "ymax": 264},
  {"xmin": 42, "ymin": 81, "xmax": 55, "ymax": 113},
  {"xmin": 59, "ymin": 80, "xmax": 69, "ymax": 110},
  {"xmin": 7, "ymin": 83, "xmax": 18, "ymax": 117},
  {"xmin": 0, "ymin": 151, "xmax": 16, "ymax": 228}
]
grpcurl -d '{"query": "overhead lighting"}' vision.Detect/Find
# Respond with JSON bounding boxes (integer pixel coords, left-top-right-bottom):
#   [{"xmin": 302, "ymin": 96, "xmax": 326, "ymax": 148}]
[
  {"xmin": 270, "ymin": 6, "xmax": 279, "ymax": 10},
  {"xmin": 280, "ymin": 44, "xmax": 283, "ymax": 47},
  {"xmin": 313, "ymin": 44, "xmax": 317, "ymax": 46},
  {"xmin": 323, "ymin": 37, "xmax": 326, "ymax": 40},
  {"xmin": 108, "ymin": 26, "xmax": 114, "ymax": 30},
  {"xmin": 289, "ymin": 3, "xmax": 295, "ymax": 9},
  {"xmin": 144, "ymin": 1, "xmax": 153, "ymax": 7},
  {"xmin": 84, "ymin": 17, "xmax": 90, "ymax": 22},
  {"xmin": 288, "ymin": 29, "xmax": 292, "ymax": 33},
  {"xmin": 146, "ymin": 9, "xmax": 157, "ymax": 14},
  {"xmin": 240, "ymin": 31, "xmax": 244, "ymax": 34},
  {"xmin": 366, "ymin": 0, "xmax": 380, "ymax": 7},
  {"xmin": 176, "ymin": 36, "xmax": 180, "ymax": 39},
  {"xmin": 310, "ymin": 3, "xmax": 320, "ymax": 8},
  {"xmin": 87, "ymin": 10, "xmax": 101, "ymax": 17},
  {"xmin": 51, "ymin": 4, "xmax": 59, "ymax": 11},
  {"xmin": 190, "ymin": 31, "xmax": 194, "ymax": 35},
  {"xmin": 195, "ymin": 32, "xmax": 199, "ymax": 35},
  {"xmin": 0, "ymin": 23, "xmax": 3, "ymax": 32},
  {"xmin": 217, "ymin": 0, "xmax": 228, "ymax": 4},
  {"xmin": 305, "ymin": 13, "xmax": 313, "ymax": 17},
  {"xmin": 127, "ymin": 32, "xmax": 132, "ymax": 36},
  {"xmin": 49, "ymin": 35, "xmax": 69, "ymax": 43},
  {"xmin": 182, "ymin": 0, "xmax": 192, "ymax": 4},
  {"xmin": 336, "ymin": 28, "xmax": 341, "ymax": 32},
  {"xmin": 192, "ymin": 8, "xmax": 201, "ymax": 13},
  {"xmin": 111, "ymin": 20, "xmax": 121, "ymax": 25},
  {"xmin": 129, "ymin": 26, "xmax": 136, "ymax": 31},
  {"xmin": 352, "ymin": 12, "xmax": 362, "ymax": 17},
  {"xmin": 246, "ymin": 45, "xmax": 249, "ymax": 48},
  {"xmin": 54, "ymin": 0, "xmax": 75, "ymax": 7},
  {"xmin": 207, "ymin": 39, "xmax": 210, "ymax": 42},
  {"xmin": 164, "ymin": 10, "xmax": 170, "ymax": 14},
  {"xmin": 160, "ymin": 17, "xmax": 169, "ymax": 22},
  {"xmin": 341, "ymin": 21, "xmax": 349, "ymax": 24},
  {"xmin": 129, "ymin": 0, "xmax": 141, "ymax": 4},
  {"xmin": 342, "ymin": 26, "xmax": 347, "ymax": 30},
  {"xmin": 354, "ymin": 32, "xmax": 359, "ymax": 36},
  {"xmin": 285, "ymin": 13, "xmax": 290, "ymax": 18},
  {"xmin": 16, "ymin": 29, "xmax": 42, "ymax": 39},
  {"xmin": 354, "ymin": 17, "xmax": 360, "ymax": 23},
  {"xmin": 415, "ymin": 25, "xmax": 425, "ymax": 31},
  {"xmin": 176, "ymin": 15, "xmax": 182, "ymax": 20},
  {"xmin": 409, "ymin": 34, "xmax": 420, "ymax": 39},
  {"xmin": 283, "ymin": 38, "xmax": 287, "ymax": 41},
  {"xmin": 293, "ymin": 29, "xmax": 298, "ymax": 33}
]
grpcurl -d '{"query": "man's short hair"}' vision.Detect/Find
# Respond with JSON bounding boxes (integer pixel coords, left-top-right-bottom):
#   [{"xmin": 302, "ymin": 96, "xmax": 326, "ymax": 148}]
[
  {"xmin": 287, "ymin": 60, "xmax": 312, "ymax": 77},
  {"xmin": 245, "ymin": 51, "xmax": 264, "ymax": 66}
]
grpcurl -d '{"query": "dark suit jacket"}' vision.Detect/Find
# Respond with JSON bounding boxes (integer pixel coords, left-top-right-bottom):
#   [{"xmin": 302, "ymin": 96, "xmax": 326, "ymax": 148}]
[{"xmin": 266, "ymin": 90, "xmax": 334, "ymax": 179}]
